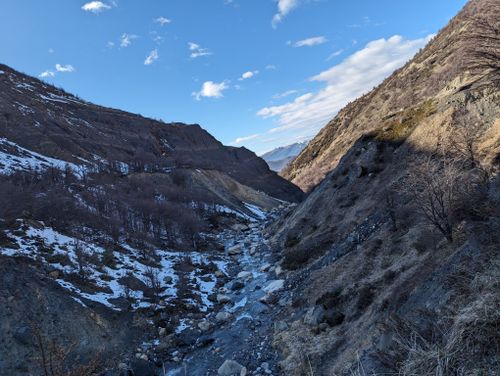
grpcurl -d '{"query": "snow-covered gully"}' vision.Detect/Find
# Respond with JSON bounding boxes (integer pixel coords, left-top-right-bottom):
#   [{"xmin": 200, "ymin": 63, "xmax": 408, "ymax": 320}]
[{"xmin": 153, "ymin": 213, "xmax": 287, "ymax": 376}]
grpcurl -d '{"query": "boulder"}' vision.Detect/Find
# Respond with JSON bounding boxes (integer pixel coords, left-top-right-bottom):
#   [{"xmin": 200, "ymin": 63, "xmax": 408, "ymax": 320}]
[
  {"xmin": 217, "ymin": 294, "xmax": 232, "ymax": 304},
  {"xmin": 259, "ymin": 263, "xmax": 271, "ymax": 272},
  {"xmin": 263, "ymin": 279, "xmax": 284, "ymax": 294},
  {"xmin": 48, "ymin": 270, "xmax": 60, "ymax": 279},
  {"xmin": 275, "ymin": 266, "xmax": 283, "ymax": 276},
  {"xmin": 215, "ymin": 311, "xmax": 233, "ymax": 323},
  {"xmin": 218, "ymin": 360, "xmax": 247, "ymax": 376},
  {"xmin": 231, "ymin": 224, "xmax": 249, "ymax": 232},
  {"xmin": 230, "ymin": 280, "xmax": 245, "ymax": 291},
  {"xmin": 198, "ymin": 320, "xmax": 211, "ymax": 332},
  {"xmin": 228, "ymin": 244, "xmax": 244, "ymax": 255},
  {"xmin": 259, "ymin": 293, "xmax": 279, "ymax": 305},
  {"xmin": 303, "ymin": 306, "xmax": 326, "ymax": 326},
  {"xmin": 163, "ymin": 276, "xmax": 173, "ymax": 284},
  {"xmin": 237, "ymin": 271, "xmax": 253, "ymax": 279}
]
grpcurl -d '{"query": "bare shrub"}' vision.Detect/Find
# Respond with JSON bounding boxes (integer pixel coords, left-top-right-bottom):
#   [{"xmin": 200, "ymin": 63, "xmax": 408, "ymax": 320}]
[
  {"xmin": 404, "ymin": 157, "xmax": 463, "ymax": 242},
  {"xmin": 465, "ymin": 0, "xmax": 500, "ymax": 72},
  {"xmin": 145, "ymin": 266, "xmax": 162, "ymax": 304},
  {"xmin": 31, "ymin": 322, "xmax": 102, "ymax": 376}
]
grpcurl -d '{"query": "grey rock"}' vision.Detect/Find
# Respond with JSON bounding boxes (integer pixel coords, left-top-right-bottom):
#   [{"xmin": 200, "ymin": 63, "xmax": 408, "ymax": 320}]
[
  {"xmin": 263, "ymin": 280, "xmax": 284, "ymax": 294},
  {"xmin": 228, "ymin": 244, "xmax": 244, "ymax": 255},
  {"xmin": 259, "ymin": 293, "xmax": 279, "ymax": 305},
  {"xmin": 198, "ymin": 320, "xmax": 211, "ymax": 332},
  {"xmin": 217, "ymin": 294, "xmax": 232, "ymax": 304},
  {"xmin": 303, "ymin": 306, "xmax": 326, "ymax": 326},
  {"xmin": 218, "ymin": 359, "xmax": 247, "ymax": 376},
  {"xmin": 215, "ymin": 311, "xmax": 233, "ymax": 323},
  {"xmin": 230, "ymin": 280, "xmax": 245, "ymax": 291}
]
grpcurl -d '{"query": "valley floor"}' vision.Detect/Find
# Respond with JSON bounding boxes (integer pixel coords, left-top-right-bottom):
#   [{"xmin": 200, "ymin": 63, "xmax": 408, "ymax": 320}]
[{"xmin": 162, "ymin": 219, "xmax": 287, "ymax": 376}]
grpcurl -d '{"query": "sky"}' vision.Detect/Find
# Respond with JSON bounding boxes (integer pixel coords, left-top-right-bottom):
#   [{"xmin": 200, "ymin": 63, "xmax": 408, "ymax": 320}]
[{"xmin": 0, "ymin": 0, "xmax": 467, "ymax": 155}]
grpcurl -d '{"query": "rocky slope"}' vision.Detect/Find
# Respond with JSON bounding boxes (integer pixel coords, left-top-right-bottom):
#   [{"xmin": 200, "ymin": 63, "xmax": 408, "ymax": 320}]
[
  {"xmin": 282, "ymin": 0, "xmax": 499, "ymax": 192},
  {"xmin": 268, "ymin": 0, "xmax": 499, "ymax": 374},
  {"xmin": 261, "ymin": 141, "xmax": 308, "ymax": 172},
  {"xmin": 0, "ymin": 63, "xmax": 303, "ymax": 204}
]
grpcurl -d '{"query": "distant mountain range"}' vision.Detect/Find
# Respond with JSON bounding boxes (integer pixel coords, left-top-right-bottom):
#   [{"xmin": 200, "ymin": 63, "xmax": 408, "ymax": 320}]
[{"xmin": 261, "ymin": 141, "xmax": 308, "ymax": 172}]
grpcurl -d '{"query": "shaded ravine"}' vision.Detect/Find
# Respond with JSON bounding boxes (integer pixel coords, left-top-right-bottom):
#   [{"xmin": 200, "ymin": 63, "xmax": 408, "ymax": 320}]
[{"xmin": 163, "ymin": 212, "xmax": 288, "ymax": 376}]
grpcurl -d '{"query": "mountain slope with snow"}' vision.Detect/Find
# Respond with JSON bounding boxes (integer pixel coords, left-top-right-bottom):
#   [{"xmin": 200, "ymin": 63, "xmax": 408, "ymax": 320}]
[{"xmin": 261, "ymin": 141, "xmax": 308, "ymax": 172}]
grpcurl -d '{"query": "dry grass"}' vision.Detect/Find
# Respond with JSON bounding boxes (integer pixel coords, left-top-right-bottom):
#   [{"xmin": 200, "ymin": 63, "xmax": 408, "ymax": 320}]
[{"xmin": 387, "ymin": 257, "xmax": 500, "ymax": 376}]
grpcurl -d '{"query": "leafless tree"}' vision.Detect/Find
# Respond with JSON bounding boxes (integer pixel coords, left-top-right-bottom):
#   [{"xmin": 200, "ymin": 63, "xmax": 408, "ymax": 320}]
[
  {"xmin": 74, "ymin": 241, "xmax": 90, "ymax": 280},
  {"xmin": 145, "ymin": 266, "xmax": 162, "ymax": 305},
  {"xmin": 448, "ymin": 108, "xmax": 483, "ymax": 168},
  {"xmin": 405, "ymin": 157, "xmax": 463, "ymax": 242},
  {"xmin": 465, "ymin": 0, "xmax": 500, "ymax": 72}
]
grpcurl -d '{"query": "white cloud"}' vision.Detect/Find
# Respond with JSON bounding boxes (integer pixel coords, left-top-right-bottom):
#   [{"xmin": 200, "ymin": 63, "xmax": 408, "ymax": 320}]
[
  {"xmin": 272, "ymin": 89, "xmax": 298, "ymax": 99},
  {"xmin": 326, "ymin": 49, "xmax": 344, "ymax": 61},
  {"xmin": 81, "ymin": 1, "xmax": 111, "ymax": 13},
  {"xmin": 193, "ymin": 81, "xmax": 229, "ymax": 100},
  {"xmin": 155, "ymin": 17, "xmax": 171, "ymax": 25},
  {"xmin": 189, "ymin": 42, "xmax": 212, "ymax": 59},
  {"xmin": 144, "ymin": 49, "xmax": 159, "ymax": 65},
  {"xmin": 48, "ymin": 48, "xmax": 55, "ymax": 54},
  {"xmin": 293, "ymin": 36, "xmax": 327, "ymax": 47},
  {"xmin": 256, "ymin": 34, "xmax": 434, "ymax": 142},
  {"xmin": 39, "ymin": 64, "xmax": 75, "ymax": 79},
  {"xmin": 235, "ymin": 134, "xmax": 261, "ymax": 144},
  {"xmin": 39, "ymin": 70, "xmax": 55, "ymax": 78},
  {"xmin": 272, "ymin": 0, "xmax": 299, "ymax": 28},
  {"xmin": 265, "ymin": 64, "xmax": 277, "ymax": 70},
  {"xmin": 120, "ymin": 33, "xmax": 138, "ymax": 47},
  {"xmin": 106, "ymin": 41, "xmax": 115, "ymax": 48},
  {"xmin": 239, "ymin": 70, "xmax": 259, "ymax": 81},
  {"xmin": 55, "ymin": 64, "xmax": 75, "ymax": 73}
]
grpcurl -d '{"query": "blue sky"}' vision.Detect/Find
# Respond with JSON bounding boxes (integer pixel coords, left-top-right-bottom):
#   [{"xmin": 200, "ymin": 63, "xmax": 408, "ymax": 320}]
[{"xmin": 0, "ymin": 0, "xmax": 467, "ymax": 154}]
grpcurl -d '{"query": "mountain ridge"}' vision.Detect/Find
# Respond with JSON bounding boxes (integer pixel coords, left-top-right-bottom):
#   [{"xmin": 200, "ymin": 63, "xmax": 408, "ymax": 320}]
[
  {"xmin": 261, "ymin": 141, "xmax": 308, "ymax": 172},
  {"xmin": 282, "ymin": 0, "xmax": 499, "ymax": 191}
]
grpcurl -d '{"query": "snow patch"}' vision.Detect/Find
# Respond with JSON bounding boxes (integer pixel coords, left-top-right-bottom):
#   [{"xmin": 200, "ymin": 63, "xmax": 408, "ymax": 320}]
[{"xmin": 0, "ymin": 138, "xmax": 87, "ymax": 176}]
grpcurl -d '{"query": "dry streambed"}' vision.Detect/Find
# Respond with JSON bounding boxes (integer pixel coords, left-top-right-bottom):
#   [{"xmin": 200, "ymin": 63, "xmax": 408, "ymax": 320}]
[{"xmin": 153, "ymin": 218, "xmax": 289, "ymax": 376}]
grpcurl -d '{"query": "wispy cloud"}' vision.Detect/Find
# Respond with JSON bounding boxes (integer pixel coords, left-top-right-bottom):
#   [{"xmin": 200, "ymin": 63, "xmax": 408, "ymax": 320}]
[
  {"xmin": 81, "ymin": 1, "xmax": 111, "ymax": 13},
  {"xmin": 265, "ymin": 64, "xmax": 277, "ymax": 70},
  {"xmin": 189, "ymin": 42, "xmax": 212, "ymax": 59},
  {"xmin": 155, "ymin": 17, "xmax": 171, "ymax": 26},
  {"xmin": 272, "ymin": 89, "xmax": 299, "ymax": 99},
  {"xmin": 272, "ymin": 0, "xmax": 299, "ymax": 28},
  {"xmin": 193, "ymin": 81, "xmax": 229, "ymax": 100},
  {"xmin": 39, "ymin": 70, "xmax": 55, "ymax": 78},
  {"xmin": 326, "ymin": 49, "xmax": 344, "ymax": 61},
  {"xmin": 39, "ymin": 63, "xmax": 75, "ymax": 79},
  {"xmin": 292, "ymin": 36, "xmax": 328, "ymax": 47},
  {"xmin": 254, "ymin": 34, "xmax": 434, "ymax": 147},
  {"xmin": 120, "ymin": 33, "xmax": 138, "ymax": 48},
  {"xmin": 234, "ymin": 134, "xmax": 261, "ymax": 144},
  {"xmin": 239, "ymin": 70, "xmax": 259, "ymax": 81},
  {"xmin": 55, "ymin": 64, "xmax": 75, "ymax": 73},
  {"xmin": 144, "ymin": 49, "xmax": 159, "ymax": 65}
]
